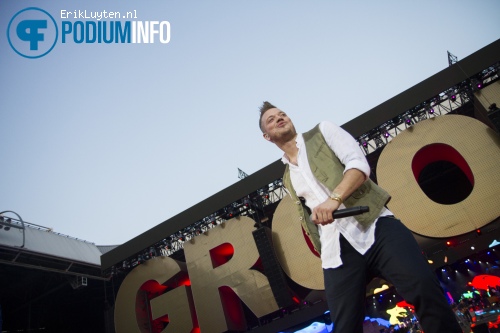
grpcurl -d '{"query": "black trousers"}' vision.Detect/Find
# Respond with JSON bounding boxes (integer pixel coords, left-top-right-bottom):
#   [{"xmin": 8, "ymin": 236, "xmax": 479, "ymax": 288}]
[{"xmin": 323, "ymin": 216, "xmax": 462, "ymax": 333}]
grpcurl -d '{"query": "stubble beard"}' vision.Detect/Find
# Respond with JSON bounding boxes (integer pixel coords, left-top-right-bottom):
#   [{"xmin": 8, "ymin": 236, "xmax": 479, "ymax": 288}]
[{"xmin": 273, "ymin": 124, "xmax": 297, "ymax": 145}]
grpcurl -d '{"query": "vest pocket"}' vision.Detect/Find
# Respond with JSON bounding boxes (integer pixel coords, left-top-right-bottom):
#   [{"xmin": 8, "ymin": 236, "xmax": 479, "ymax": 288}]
[
  {"xmin": 311, "ymin": 165, "xmax": 329, "ymax": 184},
  {"xmin": 351, "ymin": 182, "xmax": 370, "ymax": 199}
]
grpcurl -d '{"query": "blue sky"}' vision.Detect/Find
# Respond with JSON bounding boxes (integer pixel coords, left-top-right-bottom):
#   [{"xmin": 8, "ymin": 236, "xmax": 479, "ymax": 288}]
[{"xmin": 1, "ymin": 1, "xmax": 499, "ymax": 245}]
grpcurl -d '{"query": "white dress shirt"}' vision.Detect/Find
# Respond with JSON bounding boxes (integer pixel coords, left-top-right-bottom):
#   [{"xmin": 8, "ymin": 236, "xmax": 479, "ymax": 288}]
[{"xmin": 281, "ymin": 121, "xmax": 391, "ymax": 269}]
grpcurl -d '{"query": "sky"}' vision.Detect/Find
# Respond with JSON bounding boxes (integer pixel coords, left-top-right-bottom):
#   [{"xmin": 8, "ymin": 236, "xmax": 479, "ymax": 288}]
[{"xmin": 1, "ymin": 1, "xmax": 499, "ymax": 246}]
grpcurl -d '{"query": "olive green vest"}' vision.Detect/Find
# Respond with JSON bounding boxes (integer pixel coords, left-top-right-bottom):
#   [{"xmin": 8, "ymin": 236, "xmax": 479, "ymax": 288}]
[{"xmin": 282, "ymin": 124, "xmax": 391, "ymax": 254}]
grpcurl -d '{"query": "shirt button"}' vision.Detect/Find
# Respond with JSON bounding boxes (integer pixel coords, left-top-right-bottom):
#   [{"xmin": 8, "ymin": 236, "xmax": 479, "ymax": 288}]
[
  {"xmin": 296, "ymin": 201, "xmax": 300, "ymax": 205},
  {"xmin": 299, "ymin": 217, "xmax": 303, "ymax": 221}
]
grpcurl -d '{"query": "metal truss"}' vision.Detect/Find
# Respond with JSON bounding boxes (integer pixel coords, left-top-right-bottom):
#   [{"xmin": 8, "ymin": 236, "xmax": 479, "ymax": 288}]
[
  {"xmin": 113, "ymin": 179, "xmax": 289, "ymax": 275},
  {"xmin": 238, "ymin": 168, "xmax": 249, "ymax": 179},
  {"xmin": 357, "ymin": 62, "xmax": 499, "ymax": 155},
  {"xmin": 447, "ymin": 51, "xmax": 458, "ymax": 67}
]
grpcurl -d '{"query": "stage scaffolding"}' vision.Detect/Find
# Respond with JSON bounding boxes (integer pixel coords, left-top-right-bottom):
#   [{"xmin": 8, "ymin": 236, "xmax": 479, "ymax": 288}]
[
  {"xmin": 105, "ymin": 61, "xmax": 500, "ymax": 278},
  {"xmin": 357, "ymin": 62, "xmax": 499, "ymax": 155}
]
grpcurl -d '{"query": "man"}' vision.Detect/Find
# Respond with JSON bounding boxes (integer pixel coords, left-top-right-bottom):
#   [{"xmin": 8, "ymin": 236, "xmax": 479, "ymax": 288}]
[
  {"xmin": 458, "ymin": 298, "xmax": 472, "ymax": 323},
  {"xmin": 259, "ymin": 101, "xmax": 462, "ymax": 333}
]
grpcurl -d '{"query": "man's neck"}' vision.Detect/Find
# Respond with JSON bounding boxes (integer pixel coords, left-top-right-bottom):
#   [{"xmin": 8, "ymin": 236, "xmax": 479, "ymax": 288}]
[{"xmin": 278, "ymin": 134, "xmax": 299, "ymax": 165}]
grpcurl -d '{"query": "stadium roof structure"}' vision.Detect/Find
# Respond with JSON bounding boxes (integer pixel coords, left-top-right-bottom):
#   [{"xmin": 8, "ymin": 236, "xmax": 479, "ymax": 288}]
[
  {"xmin": 0, "ymin": 214, "xmax": 104, "ymax": 279},
  {"xmin": 0, "ymin": 212, "xmax": 114, "ymax": 331}
]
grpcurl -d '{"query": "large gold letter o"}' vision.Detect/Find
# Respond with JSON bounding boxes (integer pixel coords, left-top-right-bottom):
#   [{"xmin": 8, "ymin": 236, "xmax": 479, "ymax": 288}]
[{"xmin": 377, "ymin": 115, "xmax": 500, "ymax": 237}]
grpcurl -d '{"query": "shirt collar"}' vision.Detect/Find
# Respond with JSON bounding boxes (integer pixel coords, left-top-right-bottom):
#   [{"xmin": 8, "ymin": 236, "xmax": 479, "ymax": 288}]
[{"xmin": 280, "ymin": 133, "xmax": 304, "ymax": 165}]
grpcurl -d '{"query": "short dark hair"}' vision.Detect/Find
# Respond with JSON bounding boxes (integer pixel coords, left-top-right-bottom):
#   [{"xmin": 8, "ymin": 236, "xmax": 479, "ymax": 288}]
[{"xmin": 258, "ymin": 101, "xmax": 277, "ymax": 132}]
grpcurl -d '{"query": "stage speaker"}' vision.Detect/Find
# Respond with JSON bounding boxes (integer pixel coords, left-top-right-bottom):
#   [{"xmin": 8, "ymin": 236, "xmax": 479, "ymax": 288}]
[
  {"xmin": 252, "ymin": 226, "xmax": 294, "ymax": 309},
  {"xmin": 488, "ymin": 106, "xmax": 500, "ymax": 133},
  {"xmin": 474, "ymin": 81, "xmax": 500, "ymax": 133}
]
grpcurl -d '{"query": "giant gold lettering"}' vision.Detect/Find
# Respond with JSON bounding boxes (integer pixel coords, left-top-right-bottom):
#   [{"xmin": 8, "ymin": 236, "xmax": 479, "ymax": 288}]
[
  {"xmin": 183, "ymin": 216, "xmax": 278, "ymax": 332},
  {"xmin": 272, "ymin": 194, "xmax": 324, "ymax": 290},
  {"xmin": 377, "ymin": 115, "xmax": 500, "ymax": 237},
  {"xmin": 114, "ymin": 257, "xmax": 195, "ymax": 333}
]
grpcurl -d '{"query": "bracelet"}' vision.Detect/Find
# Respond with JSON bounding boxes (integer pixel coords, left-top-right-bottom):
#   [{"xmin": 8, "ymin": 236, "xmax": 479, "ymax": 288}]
[{"xmin": 329, "ymin": 192, "xmax": 343, "ymax": 204}]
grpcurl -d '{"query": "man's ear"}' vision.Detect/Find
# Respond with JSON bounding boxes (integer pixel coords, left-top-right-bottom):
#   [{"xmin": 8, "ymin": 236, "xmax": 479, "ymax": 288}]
[{"xmin": 263, "ymin": 132, "xmax": 272, "ymax": 142}]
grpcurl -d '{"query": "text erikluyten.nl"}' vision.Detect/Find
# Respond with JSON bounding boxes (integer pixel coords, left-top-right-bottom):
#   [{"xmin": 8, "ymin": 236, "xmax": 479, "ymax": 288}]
[{"xmin": 61, "ymin": 10, "xmax": 137, "ymax": 21}]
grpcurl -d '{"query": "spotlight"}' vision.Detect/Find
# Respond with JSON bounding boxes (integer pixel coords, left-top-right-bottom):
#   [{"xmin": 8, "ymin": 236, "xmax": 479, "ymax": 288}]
[
  {"xmin": 471, "ymin": 78, "xmax": 483, "ymax": 90},
  {"xmin": 374, "ymin": 137, "xmax": 384, "ymax": 148},
  {"xmin": 476, "ymin": 229, "xmax": 482, "ymax": 236},
  {"xmin": 451, "ymin": 94, "xmax": 457, "ymax": 102},
  {"xmin": 384, "ymin": 132, "xmax": 390, "ymax": 138},
  {"xmin": 429, "ymin": 108, "xmax": 435, "ymax": 114},
  {"xmin": 4, "ymin": 218, "xmax": 11, "ymax": 231},
  {"xmin": 362, "ymin": 141, "xmax": 368, "ymax": 147}
]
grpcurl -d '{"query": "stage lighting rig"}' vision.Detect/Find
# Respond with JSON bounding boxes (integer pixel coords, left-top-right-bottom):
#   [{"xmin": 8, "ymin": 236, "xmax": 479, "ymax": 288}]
[{"xmin": 0, "ymin": 211, "xmax": 26, "ymax": 247}]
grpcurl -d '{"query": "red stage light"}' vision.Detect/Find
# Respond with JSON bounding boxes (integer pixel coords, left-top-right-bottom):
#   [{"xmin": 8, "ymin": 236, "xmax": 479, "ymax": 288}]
[{"xmin": 210, "ymin": 242, "xmax": 234, "ymax": 268}]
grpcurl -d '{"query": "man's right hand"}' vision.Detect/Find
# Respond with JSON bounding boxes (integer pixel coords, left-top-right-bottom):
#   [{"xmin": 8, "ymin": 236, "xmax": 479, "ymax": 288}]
[{"xmin": 311, "ymin": 198, "xmax": 340, "ymax": 226}]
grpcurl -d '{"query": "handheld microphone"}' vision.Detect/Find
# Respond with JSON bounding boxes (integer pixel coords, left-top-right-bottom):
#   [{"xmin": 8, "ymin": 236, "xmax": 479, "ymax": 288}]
[{"xmin": 332, "ymin": 206, "xmax": 369, "ymax": 219}]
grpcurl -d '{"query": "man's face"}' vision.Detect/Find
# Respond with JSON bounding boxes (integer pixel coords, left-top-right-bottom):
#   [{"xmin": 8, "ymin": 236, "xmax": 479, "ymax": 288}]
[{"xmin": 261, "ymin": 108, "xmax": 297, "ymax": 144}]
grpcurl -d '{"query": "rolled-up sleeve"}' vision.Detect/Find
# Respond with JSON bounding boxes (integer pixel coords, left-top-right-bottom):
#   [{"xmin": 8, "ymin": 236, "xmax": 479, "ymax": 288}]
[{"xmin": 319, "ymin": 121, "xmax": 370, "ymax": 180}]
